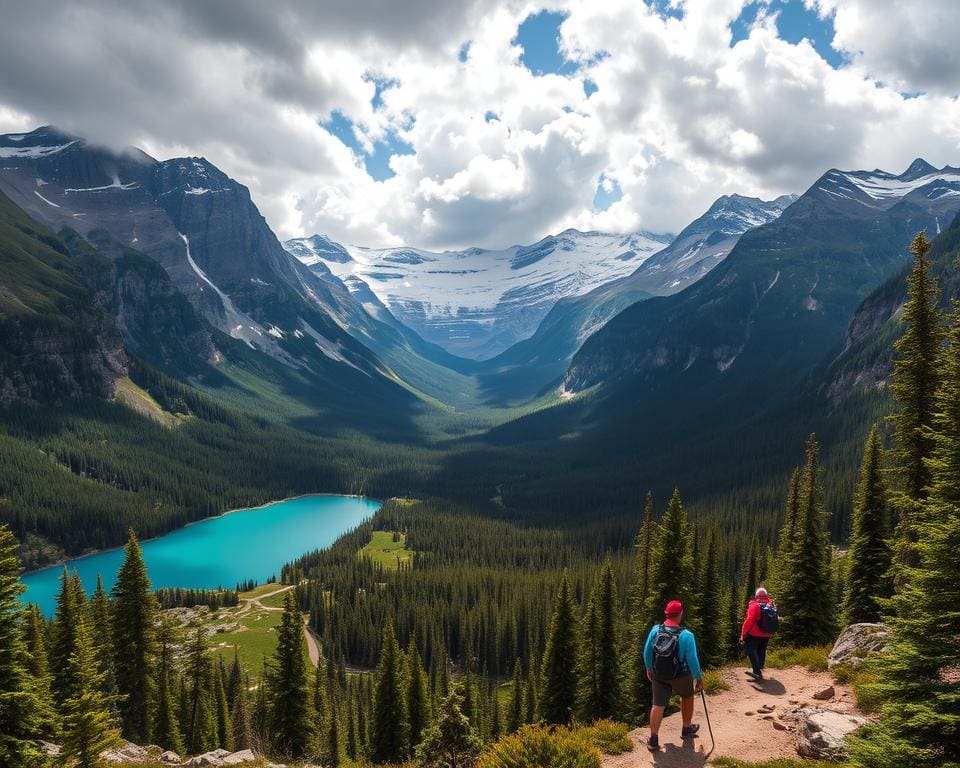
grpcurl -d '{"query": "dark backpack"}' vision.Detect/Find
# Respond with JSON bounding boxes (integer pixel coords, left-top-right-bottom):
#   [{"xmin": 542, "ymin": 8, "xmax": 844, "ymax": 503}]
[
  {"xmin": 756, "ymin": 601, "xmax": 780, "ymax": 634},
  {"xmin": 651, "ymin": 625, "xmax": 685, "ymax": 679}
]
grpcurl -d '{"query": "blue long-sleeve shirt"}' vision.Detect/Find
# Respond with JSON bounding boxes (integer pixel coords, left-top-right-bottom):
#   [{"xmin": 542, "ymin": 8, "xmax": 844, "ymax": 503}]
[{"xmin": 643, "ymin": 624, "xmax": 702, "ymax": 680}]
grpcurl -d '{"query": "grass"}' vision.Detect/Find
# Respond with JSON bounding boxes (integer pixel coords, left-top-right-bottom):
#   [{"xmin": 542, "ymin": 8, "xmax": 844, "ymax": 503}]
[
  {"xmin": 259, "ymin": 588, "xmax": 293, "ymax": 609},
  {"xmin": 702, "ymin": 668, "xmax": 730, "ymax": 694},
  {"xmin": 238, "ymin": 583, "xmax": 284, "ymax": 600},
  {"xmin": 765, "ymin": 644, "xmax": 832, "ymax": 672},
  {"xmin": 713, "ymin": 759, "xmax": 845, "ymax": 768},
  {"xmin": 114, "ymin": 376, "xmax": 184, "ymax": 428},
  {"xmin": 576, "ymin": 720, "xmax": 632, "ymax": 754},
  {"xmin": 358, "ymin": 530, "xmax": 416, "ymax": 571},
  {"xmin": 209, "ymin": 608, "xmax": 284, "ymax": 674}
]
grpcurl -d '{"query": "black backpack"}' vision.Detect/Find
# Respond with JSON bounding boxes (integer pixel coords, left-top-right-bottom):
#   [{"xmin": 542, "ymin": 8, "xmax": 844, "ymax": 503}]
[
  {"xmin": 756, "ymin": 601, "xmax": 780, "ymax": 634},
  {"xmin": 652, "ymin": 625, "xmax": 685, "ymax": 679}
]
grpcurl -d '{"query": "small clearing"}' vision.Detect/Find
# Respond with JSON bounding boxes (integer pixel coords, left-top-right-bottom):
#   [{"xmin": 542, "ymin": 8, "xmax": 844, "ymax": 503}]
[
  {"xmin": 602, "ymin": 666, "xmax": 860, "ymax": 767},
  {"xmin": 358, "ymin": 530, "xmax": 416, "ymax": 570}
]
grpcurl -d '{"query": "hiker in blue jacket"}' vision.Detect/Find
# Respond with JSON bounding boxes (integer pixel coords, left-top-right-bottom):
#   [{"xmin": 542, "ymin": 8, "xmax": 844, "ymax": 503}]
[{"xmin": 643, "ymin": 599, "xmax": 703, "ymax": 752}]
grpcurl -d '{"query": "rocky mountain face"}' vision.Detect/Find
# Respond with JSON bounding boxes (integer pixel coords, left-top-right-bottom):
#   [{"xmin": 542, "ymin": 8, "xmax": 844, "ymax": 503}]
[
  {"xmin": 472, "ymin": 193, "xmax": 795, "ymax": 402},
  {"xmin": 0, "ymin": 191, "xmax": 125, "ymax": 406},
  {"xmin": 563, "ymin": 159, "xmax": 960, "ymax": 402},
  {"xmin": 285, "ymin": 228, "xmax": 674, "ymax": 360}
]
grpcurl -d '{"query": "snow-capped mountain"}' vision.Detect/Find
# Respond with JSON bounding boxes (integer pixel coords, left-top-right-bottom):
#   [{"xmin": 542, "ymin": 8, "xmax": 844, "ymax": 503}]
[{"xmin": 284, "ymin": 229, "xmax": 674, "ymax": 359}]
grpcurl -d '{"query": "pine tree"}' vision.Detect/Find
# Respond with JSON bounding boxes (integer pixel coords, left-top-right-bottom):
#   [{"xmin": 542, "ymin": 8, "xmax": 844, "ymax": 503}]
[
  {"xmin": 267, "ymin": 591, "xmax": 314, "ymax": 759},
  {"xmin": 89, "ymin": 576, "xmax": 115, "ymax": 703},
  {"xmin": 646, "ymin": 489, "xmax": 695, "ymax": 628},
  {"xmin": 743, "ymin": 535, "xmax": 760, "ymax": 609},
  {"xmin": 231, "ymin": 675, "xmax": 253, "ymax": 752},
  {"xmin": 0, "ymin": 525, "xmax": 56, "ymax": 768},
  {"xmin": 52, "ymin": 569, "xmax": 86, "ymax": 706},
  {"xmin": 326, "ymin": 696, "xmax": 342, "ymax": 767},
  {"xmin": 111, "ymin": 529, "xmax": 157, "ymax": 743},
  {"xmin": 415, "ymin": 684, "xmax": 482, "ymax": 768},
  {"xmin": 698, "ymin": 531, "xmax": 724, "ymax": 668},
  {"xmin": 523, "ymin": 664, "xmax": 537, "ymax": 725},
  {"xmin": 24, "ymin": 603, "xmax": 56, "ymax": 728},
  {"xmin": 152, "ymin": 617, "xmax": 183, "ymax": 755},
  {"xmin": 538, "ymin": 573, "xmax": 579, "ymax": 725},
  {"xmin": 843, "ymin": 425, "xmax": 892, "ymax": 624},
  {"xmin": 770, "ymin": 468, "xmax": 802, "ymax": 596},
  {"xmin": 312, "ymin": 661, "xmax": 329, "ymax": 756},
  {"xmin": 406, "ymin": 640, "xmax": 430, "ymax": 754},
  {"xmin": 59, "ymin": 615, "xmax": 122, "ymax": 768},
  {"xmin": 779, "ymin": 435, "xmax": 837, "ymax": 646},
  {"xmin": 850, "ymin": 302, "xmax": 960, "ymax": 767},
  {"xmin": 213, "ymin": 659, "xmax": 233, "ymax": 751},
  {"xmin": 576, "ymin": 559, "xmax": 621, "ymax": 721},
  {"xmin": 488, "ymin": 680, "xmax": 502, "ymax": 742},
  {"xmin": 184, "ymin": 629, "xmax": 216, "ymax": 754},
  {"xmin": 507, "ymin": 662, "xmax": 524, "ymax": 733},
  {"xmin": 370, "ymin": 617, "xmax": 408, "ymax": 763},
  {"xmin": 725, "ymin": 582, "xmax": 742, "ymax": 662},
  {"xmin": 888, "ymin": 230, "xmax": 944, "ymax": 574},
  {"xmin": 629, "ymin": 492, "xmax": 656, "ymax": 616},
  {"xmin": 252, "ymin": 677, "xmax": 269, "ymax": 755}
]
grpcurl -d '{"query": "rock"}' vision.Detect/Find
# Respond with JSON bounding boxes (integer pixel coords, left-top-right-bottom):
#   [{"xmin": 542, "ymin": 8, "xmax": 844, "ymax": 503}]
[
  {"xmin": 796, "ymin": 708, "xmax": 869, "ymax": 760},
  {"xmin": 221, "ymin": 750, "xmax": 257, "ymax": 765},
  {"xmin": 772, "ymin": 720, "xmax": 789, "ymax": 731},
  {"xmin": 745, "ymin": 710, "xmax": 755, "ymax": 716},
  {"xmin": 102, "ymin": 742, "xmax": 150, "ymax": 763},
  {"xmin": 828, "ymin": 623, "xmax": 891, "ymax": 669},
  {"xmin": 812, "ymin": 685, "xmax": 835, "ymax": 701},
  {"xmin": 159, "ymin": 751, "xmax": 183, "ymax": 764},
  {"xmin": 40, "ymin": 741, "xmax": 61, "ymax": 757},
  {"xmin": 185, "ymin": 749, "xmax": 231, "ymax": 767}
]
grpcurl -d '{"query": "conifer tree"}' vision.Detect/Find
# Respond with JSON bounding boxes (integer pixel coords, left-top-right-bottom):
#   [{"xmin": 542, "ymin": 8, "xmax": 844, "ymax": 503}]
[
  {"xmin": 59, "ymin": 615, "xmax": 122, "ymax": 768},
  {"xmin": 538, "ymin": 573, "xmax": 579, "ymax": 724},
  {"xmin": 406, "ymin": 640, "xmax": 430, "ymax": 754},
  {"xmin": 770, "ymin": 468, "xmax": 801, "ymax": 596},
  {"xmin": 24, "ymin": 603, "xmax": 56, "ymax": 725},
  {"xmin": 646, "ymin": 489, "xmax": 695, "ymax": 628},
  {"xmin": 488, "ymin": 680, "xmax": 502, "ymax": 742},
  {"xmin": 576, "ymin": 559, "xmax": 621, "ymax": 721},
  {"xmin": 843, "ymin": 425, "xmax": 892, "ymax": 624},
  {"xmin": 629, "ymin": 492, "xmax": 656, "ymax": 616},
  {"xmin": 252, "ymin": 677, "xmax": 268, "ymax": 755},
  {"xmin": 213, "ymin": 659, "xmax": 233, "ymax": 751},
  {"xmin": 152, "ymin": 617, "xmax": 183, "ymax": 755},
  {"xmin": 725, "ymin": 582, "xmax": 742, "ymax": 661},
  {"xmin": 111, "ymin": 529, "xmax": 157, "ymax": 743},
  {"xmin": 370, "ymin": 617, "xmax": 408, "ymax": 763},
  {"xmin": 507, "ymin": 662, "xmax": 524, "ymax": 733},
  {"xmin": 226, "ymin": 652, "xmax": 242, "ymax": 707},
  {"xmin": 888, "ymin": 230, "xmax": 944, "ymax": 573},
  {"xmin": 779, "ymin": 435, "xmax": 836, "ymax": 646},
  {"xmin": 326, "ymin": 696, "xmax": 342, "ymax": 767},
  {"xmin": 0, "ymin": 525, "xmax": 56, "ymax": 768},
  {"xmin": 415, "ymin": 684, "xmax": 482, "ymax": 768},
  {"xmin": 89, "ymin": 576, "xmax": 115, "ymax": 699},
  {"xmin": 850, "ymin": 302, "xmax": 960, "ymax": 768},
  {"xmin": 312, "ymin": 661, "xmax": 329, "ymax": 755},
  {"xmin": 267, "ymin": 591, "xmax": 314, "ymax": 759},
  {"xmin": 744, "ymin": 535, "xmax": 760, "ymax": 609},
  {"xmin": 184, "ymin": 629, "xmax": 216, "ymax": 754},
  {"xmin": 698, "ymin": 531, "xmax": 724, "ymax": 668},
  {"xmin": 52, "ymin": 569, "xmax": 86, "ymax": 706},
  {"xmin": 523, "ymin": 665, "xmax": 537, "ymax": 725},
  {"xmin": 231, "ymin": 675, "xmax": 253, "ymax": 752}
]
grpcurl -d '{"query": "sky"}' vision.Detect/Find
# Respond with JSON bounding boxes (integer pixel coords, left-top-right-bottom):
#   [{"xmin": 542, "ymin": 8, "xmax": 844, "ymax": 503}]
[{"xmin": 1, "ymin": 0, "xmax": 959, "ymax": 250}]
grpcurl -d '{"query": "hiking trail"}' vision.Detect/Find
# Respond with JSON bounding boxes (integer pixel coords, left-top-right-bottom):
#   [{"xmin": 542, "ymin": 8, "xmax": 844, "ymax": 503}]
[{"xmin": 602, "ymin": 665, "xmax": 861, "ymax": 767}]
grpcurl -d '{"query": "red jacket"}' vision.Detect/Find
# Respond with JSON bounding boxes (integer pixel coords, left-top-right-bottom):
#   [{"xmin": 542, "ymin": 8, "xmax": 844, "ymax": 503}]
[{"xmin": 741, "ymin": 596, "xmax": 775, "ymax": 640}]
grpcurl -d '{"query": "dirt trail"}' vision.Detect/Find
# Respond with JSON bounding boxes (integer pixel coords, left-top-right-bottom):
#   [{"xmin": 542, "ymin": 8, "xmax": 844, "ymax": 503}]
[
  {"xmin": 602, "ymin": 666, "xmax": 858, "ymax": 767},
  {"xmin": 239, "ymin": 584, "xmax": 322, "ymax": 667}
]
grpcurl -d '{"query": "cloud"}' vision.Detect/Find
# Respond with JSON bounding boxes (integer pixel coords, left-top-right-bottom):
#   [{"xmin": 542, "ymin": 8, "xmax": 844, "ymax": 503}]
[{"xmin": 0, "ymin": 0, "xmax": 959, "ymax": 250}]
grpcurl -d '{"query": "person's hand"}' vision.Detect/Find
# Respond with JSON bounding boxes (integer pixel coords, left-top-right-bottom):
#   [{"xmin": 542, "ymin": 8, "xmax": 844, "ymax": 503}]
[
  {"xmin": 646, "ymin": 670, "xmax": 654, "ymax": 682},
  {"xmin": 695, "ymin": 679, "xmax": 704, "ymax": 692}
]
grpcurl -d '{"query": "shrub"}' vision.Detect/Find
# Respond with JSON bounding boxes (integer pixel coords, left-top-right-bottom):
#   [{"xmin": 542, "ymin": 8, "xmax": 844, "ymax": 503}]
[
  {"xmin": 764, "ymin": 645, "xmax": 831, "ymax": 672},
  {"xmin": 477, "ymin": 724, "xmax": 601, "ymax": 768},
  {"xmin": 702, "ymin": 668, "xmax": 730, "ymax": 694},
  {"xmin": 712, "ymin": 757, "xmax": 843, "ymax": 768},
  {"xmin": 575, "ymin": 720, "xmax": 632, "ymax": 754}
]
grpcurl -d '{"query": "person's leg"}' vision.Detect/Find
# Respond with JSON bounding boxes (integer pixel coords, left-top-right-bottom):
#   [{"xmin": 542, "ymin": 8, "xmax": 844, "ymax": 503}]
[
  {"xmin": 744, "ymin": 635, "xmax": 761, "ymax": 674},
  {"xmin": 649, "ymin": 705, "xmax": 665, "ymax": 736},
  {"xmin": 758, "ymin": 637, "xmax": 769, "ymax": 671},
  {"xmin": 681, "ymin": 695, "xmax": 695, "ymax": 727}
]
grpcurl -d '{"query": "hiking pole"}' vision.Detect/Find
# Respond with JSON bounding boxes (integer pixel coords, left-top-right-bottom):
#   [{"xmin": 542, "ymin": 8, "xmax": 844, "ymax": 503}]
[{"xmin": 700, "ymin": 689, "xmax": 716, "ymax": 755}]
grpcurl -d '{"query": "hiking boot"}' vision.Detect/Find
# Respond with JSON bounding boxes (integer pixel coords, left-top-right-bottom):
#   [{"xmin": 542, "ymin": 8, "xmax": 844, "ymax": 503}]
[
  {"xmin": 746, "ymin": 670, "xmax": 761, "ymax": 680},
  {"xmin": 681, "ymin": 723, "xmax": 700, "ymax": 738},
  {"xmin": 647, "ymin": 734, "xmax": 660, "ymax": 751}
]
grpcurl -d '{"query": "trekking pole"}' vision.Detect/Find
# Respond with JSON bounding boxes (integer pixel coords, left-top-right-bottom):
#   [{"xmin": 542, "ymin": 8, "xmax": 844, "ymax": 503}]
[{"xmin": 700, "ymin": 689, "xmax": 716, "ymax": 755}]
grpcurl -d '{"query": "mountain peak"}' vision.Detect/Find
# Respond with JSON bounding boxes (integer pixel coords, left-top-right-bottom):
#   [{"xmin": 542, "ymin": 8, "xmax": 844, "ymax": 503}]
[{"xmin": 900, "ymin": 157, "xmax": 937, "ymax": 180}]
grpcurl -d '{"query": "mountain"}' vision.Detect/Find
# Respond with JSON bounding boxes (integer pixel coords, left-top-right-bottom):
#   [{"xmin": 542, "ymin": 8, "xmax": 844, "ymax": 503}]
[
  {"xmin": 284, "ymin": 228, "xmax": 674, "ymax": 360},
  {"xmin": 472, "ymin": 194, "xmax": 795, "ymax": 403},
  {"xmin": 564, "ymin": 159, "xmax": 960, "ymax": 398}
]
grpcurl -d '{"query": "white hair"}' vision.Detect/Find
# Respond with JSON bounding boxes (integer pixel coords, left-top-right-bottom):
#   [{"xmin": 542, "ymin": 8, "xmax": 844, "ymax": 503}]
[{"xmin": 755, "ymin": 587, "xmax": 768, "ymax": 598}]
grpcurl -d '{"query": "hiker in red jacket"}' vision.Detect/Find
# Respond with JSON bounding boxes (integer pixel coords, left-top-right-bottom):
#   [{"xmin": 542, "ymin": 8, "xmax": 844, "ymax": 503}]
[{"xmin": 740, "ymin": 587, "xmax": 778, "ymax": 680}]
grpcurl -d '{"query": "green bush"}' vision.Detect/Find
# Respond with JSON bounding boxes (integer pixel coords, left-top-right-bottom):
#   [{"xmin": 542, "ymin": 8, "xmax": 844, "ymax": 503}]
[
  {"xmin": 702, "ymin": 668, "xmax": 730, "ymax": 694},
  {"xmin": 764, "ymin": 644, "xmax": 831, "ymax": 672},
  {"xmin": 477, "ymin": 724, "xmax": 601, "ymax": 768},
  {"xmin": 712, "ymin": 757, "xmax": 844, "ymax": 768},
  {"xmin": 575, "ymin": 720, "xmax": 632, "ymax": 754}
]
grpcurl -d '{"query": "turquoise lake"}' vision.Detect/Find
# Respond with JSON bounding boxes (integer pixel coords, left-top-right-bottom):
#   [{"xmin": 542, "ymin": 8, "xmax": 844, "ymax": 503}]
[{"xmin": 22, "ymin": 494, "xmax": 381, "ymax": 615}]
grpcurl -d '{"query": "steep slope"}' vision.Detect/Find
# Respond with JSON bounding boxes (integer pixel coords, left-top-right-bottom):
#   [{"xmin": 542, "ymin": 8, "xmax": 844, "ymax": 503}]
[
  {"xmin": 285, "ymin": 229, "xmax": 674, "ymax": 360},
  {"xmin": 0, "ymin": 191, "xmax": 124, "ymax": 405},
  {"xmin": 473, "ymin": 194, "xmax": 794, "ymax": 404}
]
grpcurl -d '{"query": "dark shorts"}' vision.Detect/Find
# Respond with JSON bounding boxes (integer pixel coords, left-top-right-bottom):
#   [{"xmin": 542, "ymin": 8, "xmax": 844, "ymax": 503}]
[{"xmin": 651, "ymin": 674, "xmax": 695, "ymax": 707}]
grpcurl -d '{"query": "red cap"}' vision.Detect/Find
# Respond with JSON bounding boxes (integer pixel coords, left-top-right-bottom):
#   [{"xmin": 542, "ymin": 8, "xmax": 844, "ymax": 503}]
[{"xmin": 665, "ymin": 600, "xmax": 683, "ymax": 617}]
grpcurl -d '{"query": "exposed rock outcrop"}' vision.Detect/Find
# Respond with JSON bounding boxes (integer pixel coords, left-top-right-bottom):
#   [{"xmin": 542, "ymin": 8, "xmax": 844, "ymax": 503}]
[
  {"xmin": 795, "ymin": 707, "xmax": 869, "ymax": 760},
  {"xmin": 828, "ymin": 623, "xmax": 890, "ymax": 669}
]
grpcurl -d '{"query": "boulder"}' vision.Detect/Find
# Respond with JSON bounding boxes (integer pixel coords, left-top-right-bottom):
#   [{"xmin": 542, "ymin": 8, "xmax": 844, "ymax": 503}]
[
  {"xmin": 812, "ymin": 685, "xmax": 835, "ymax": 701},
  {"xmin": 221, "ymin": 750, "xmax": 258, "ymax": 765},
  {"xmin": 796, "ymin": 708, "xmax": 869, "ymax": 760},
  {"xmin": 828, "ymin": 623, "xmax": 890, "ymax": 669},
  {"xmin": 185, "ymin": 749, "xmax": 231, "ymax": 767},
  {"xmin": 101, "ymin": 742, "xmax": 150, "ymax": 763},
  {"xmin": 159, "ymin": 750, "xmax": 183, "ymax": 764}
]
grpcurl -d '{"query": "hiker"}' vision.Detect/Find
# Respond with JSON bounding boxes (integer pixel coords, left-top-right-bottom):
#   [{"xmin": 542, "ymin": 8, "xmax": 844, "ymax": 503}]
[
  {"xmin": 740, "ymin": 587, "xmax": 779, "ymax": 680},
  {"xmin": 643, "ymin": 599, "xmax": 703, "ymax": 752}
]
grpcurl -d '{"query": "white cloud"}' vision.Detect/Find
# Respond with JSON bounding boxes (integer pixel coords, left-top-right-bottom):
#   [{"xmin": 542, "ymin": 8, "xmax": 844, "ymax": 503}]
[{"xmin": 0, "ymin": 0, "xmax": 959, "ymax": 250}]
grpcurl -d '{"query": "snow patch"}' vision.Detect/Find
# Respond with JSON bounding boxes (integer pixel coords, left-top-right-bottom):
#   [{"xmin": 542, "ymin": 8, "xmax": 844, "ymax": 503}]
[
  {"xmin": 33, "ymin": 190, "xmax": 60, "ymax": 208},
  {"xmin": 0, "ymin": 140, "xmax": 78, "ymax": 159}
]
